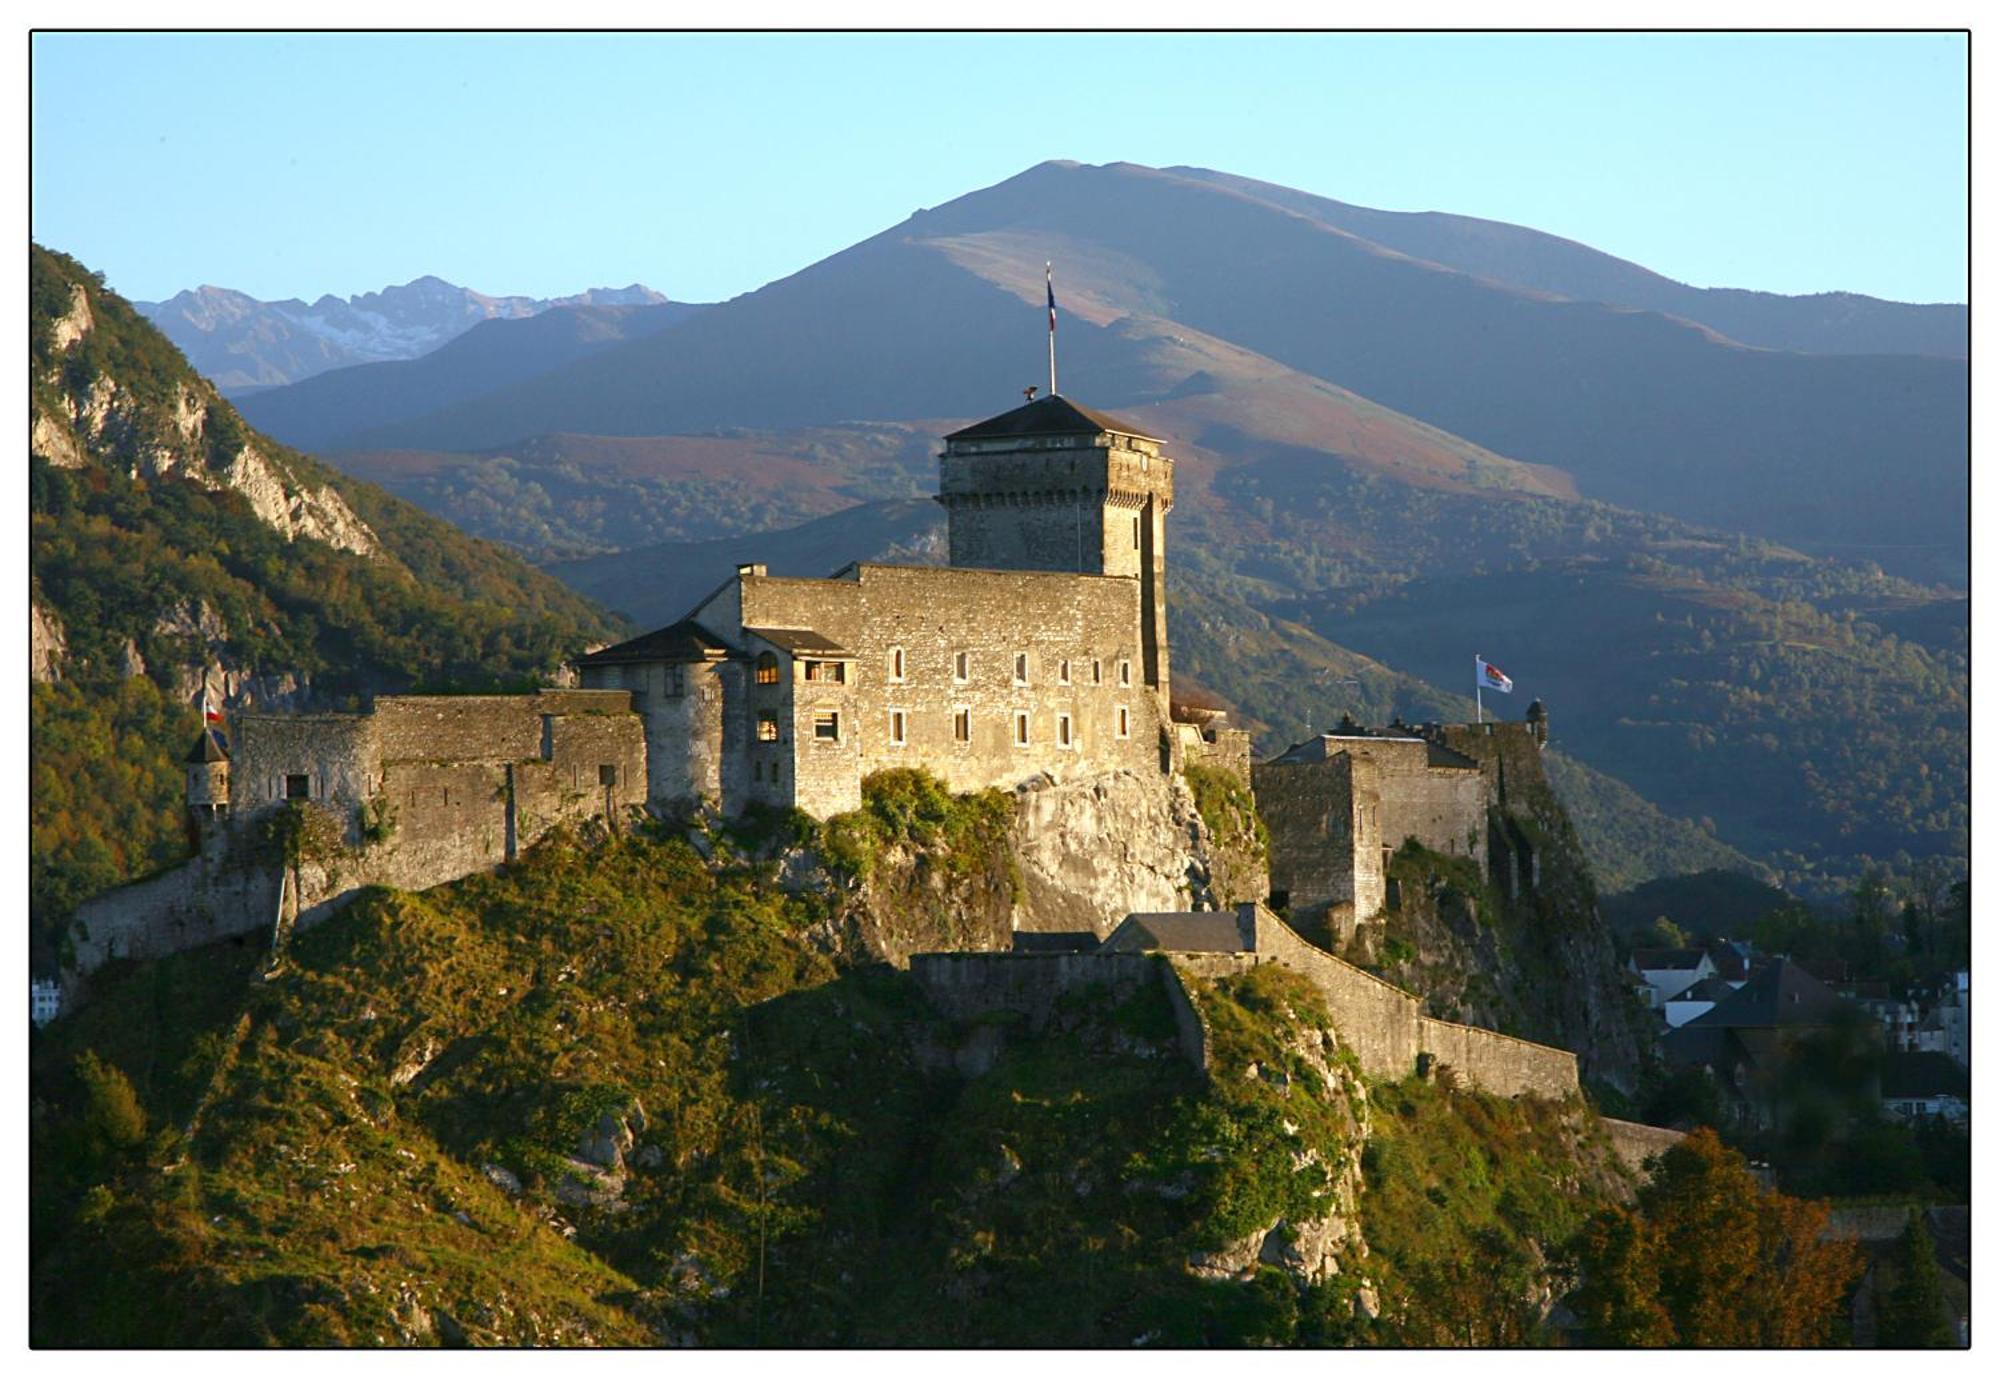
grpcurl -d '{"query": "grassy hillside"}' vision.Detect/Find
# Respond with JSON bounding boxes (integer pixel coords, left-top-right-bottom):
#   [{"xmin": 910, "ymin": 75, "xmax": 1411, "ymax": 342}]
[
  {"xmin": 32, "ymin": 823, "xmax": 1650, "ymax": 1346},
  {"xmin": 28, "ymin": 245, "xmax": 623, "ymax": 953}
]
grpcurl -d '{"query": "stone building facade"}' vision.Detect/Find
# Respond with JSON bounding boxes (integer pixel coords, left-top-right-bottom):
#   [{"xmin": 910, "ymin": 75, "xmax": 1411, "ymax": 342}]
[
  {"xmin": 1254, "ymin": 720, "xmax": 1488, "ymax": 941},
  {"xmin": 578, "ymin": 395, "xmax": 1179, "ymax": 818}
]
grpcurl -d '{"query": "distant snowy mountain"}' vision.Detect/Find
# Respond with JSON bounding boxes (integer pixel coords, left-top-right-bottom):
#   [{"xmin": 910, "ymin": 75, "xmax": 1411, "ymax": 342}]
[{"xmin": 134, "ymin": 276, "xmax": 672, "ymax": 392}]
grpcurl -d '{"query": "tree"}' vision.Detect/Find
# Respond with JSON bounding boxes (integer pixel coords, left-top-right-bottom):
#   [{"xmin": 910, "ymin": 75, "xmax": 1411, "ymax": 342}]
[
  {"xmin": 1877, "ymin": 1211, "xmax": 1953, "ymax": 1347},
  {"xmin": 75, "ymin": 1050, "xmax": 147, "ymax": 1160},
  {"xmin": 1570, "ymin": 1128, "xmax": 1862, "ymax": 1346}
]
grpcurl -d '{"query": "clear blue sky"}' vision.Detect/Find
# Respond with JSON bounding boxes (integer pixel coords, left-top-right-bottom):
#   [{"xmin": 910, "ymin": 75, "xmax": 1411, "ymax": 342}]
[{"xmin": 30, "ymin": 31, "xmax": 1968, "ymax": 306}]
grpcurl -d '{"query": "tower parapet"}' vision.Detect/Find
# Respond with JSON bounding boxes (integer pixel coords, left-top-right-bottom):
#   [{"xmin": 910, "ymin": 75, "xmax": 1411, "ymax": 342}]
[{"xmin": 939, "ymin": 395, "xmax": 1173, "ymax": 704}]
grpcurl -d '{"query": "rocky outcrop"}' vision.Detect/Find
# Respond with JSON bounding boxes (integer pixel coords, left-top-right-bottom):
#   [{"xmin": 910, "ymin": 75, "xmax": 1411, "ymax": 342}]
[
  {"xmin": 1010, "ymin": 769, "xmax": 1265, "ymax": 937},
  {"xmin": 36, "ymin": 271, "xmax": 380, "ymax": 559},
  {"xmin": 30, "ymin": 602, "xmax": 65, "ymax": 683},
  {"xmin": 49, "ymin": 282, "xmax": 92, "ymax": 352}
]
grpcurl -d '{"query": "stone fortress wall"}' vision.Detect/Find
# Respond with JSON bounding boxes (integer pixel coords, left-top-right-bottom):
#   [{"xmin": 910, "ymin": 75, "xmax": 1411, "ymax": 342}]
[
  {"xmin": 68, "ymin": 691, "xmax": 645, "ymax": 978},
  {"xmin": 911, "ymin": 901, "xmax": 1580, "ymax": 1101},
  {"xmin": 680, "ymin": 563, "xmax": 1172, "ymax": 818}
]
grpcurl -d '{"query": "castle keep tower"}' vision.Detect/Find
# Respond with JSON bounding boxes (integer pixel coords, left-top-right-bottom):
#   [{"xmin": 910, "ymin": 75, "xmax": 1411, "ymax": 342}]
[{"xmin": 939, "ymin": 395, "xmax": 1174, "ymax": 705}]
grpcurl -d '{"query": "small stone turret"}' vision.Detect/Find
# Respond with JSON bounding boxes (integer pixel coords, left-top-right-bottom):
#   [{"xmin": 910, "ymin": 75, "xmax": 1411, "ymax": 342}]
[
  {"xmin": 185, "ymin": 727, "xmax": 230, "ymax": 823},
  {"xmin": 1524, "ymin": 699, "xmax": 1548, "ymax": 748}
]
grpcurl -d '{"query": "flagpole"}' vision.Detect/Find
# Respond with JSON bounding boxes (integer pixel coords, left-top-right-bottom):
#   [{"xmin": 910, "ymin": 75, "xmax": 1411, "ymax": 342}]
[
  {"xmin": 1046, "ymin": 262, "xmax": 1057, "ymax": 397},
  {"xmin": 1475, "ymin": 654, "xmax": 1483, "ymax": 724}
]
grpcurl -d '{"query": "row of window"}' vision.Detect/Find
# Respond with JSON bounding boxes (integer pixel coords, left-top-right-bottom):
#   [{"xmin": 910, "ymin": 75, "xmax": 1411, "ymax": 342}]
[
  {"xmin": 756, "ymin": 704, "xmax": 1134, "ymax": 747},
  {"xmin": 753, "ymin": 649, "xmax": 1135, "ymax": 689}
]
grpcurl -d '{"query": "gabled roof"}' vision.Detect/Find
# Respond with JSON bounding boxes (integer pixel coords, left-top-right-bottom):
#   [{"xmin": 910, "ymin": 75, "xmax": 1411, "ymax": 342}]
[
  {"xmin": 1104, "ymin": 910, "xmax": 1252, "ymax": 954},
  {"xmin": 1882, "ymin": 1051, "xmax": 1970, "ymax": 1100},
  {"xmin": 185, "ymin": 727, "xmax": 229, "ymax": 763},
  {"xmin": 574, "ymin": 619, "xmax": 728, "ymax": 667},
  {"xmin": 745, "ymin": 626, "xmax": 850, "ymax": 656},
  {"xmin": 1676, "ymin": 958, "xmax": 1852, "ymax": 1031},
  {"xmin": 944, "ymin": 394, "xmax": 1158, "ymax": 443},
  {"xmin": 1667, "ymin": 975, "xmax": 1738, "ymax": 1004},
  {"xmin": 1631, "ymin": 948, "xmax": 1711, "ymax": 973},
  {"xmin": 1705, "ymin": 943, "xmax": 1749, "ymax": 982}
]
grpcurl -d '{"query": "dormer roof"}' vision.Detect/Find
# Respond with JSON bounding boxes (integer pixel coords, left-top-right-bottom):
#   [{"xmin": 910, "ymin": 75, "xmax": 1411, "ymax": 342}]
[{"xmin": 944, "ymin": 394, "xmax": 1158, "ymax": 444}]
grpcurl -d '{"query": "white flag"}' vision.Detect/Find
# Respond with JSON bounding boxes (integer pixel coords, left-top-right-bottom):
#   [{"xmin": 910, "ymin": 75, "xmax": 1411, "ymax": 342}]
[{"xmin": 1476, "ymin": 656, "xmax": 1514, "ymax": 695}]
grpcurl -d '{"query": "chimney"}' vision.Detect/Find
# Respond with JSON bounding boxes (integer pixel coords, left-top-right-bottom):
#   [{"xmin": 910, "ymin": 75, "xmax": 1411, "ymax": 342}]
[{"xmin": 736, "ymin": 563, "xmax": 768, "ymax": 578}]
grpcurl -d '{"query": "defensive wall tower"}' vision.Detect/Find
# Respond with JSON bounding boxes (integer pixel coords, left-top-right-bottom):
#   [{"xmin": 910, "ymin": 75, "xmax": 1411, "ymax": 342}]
[{"xmin": 938, "ymin": 395, "xmax": 1174, "ymax": 713}]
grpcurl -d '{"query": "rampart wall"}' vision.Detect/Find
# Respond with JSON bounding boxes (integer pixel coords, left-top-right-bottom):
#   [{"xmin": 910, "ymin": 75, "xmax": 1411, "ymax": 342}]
[{"xmin": 913, "ymin": 905, "xmax": 1579, "ymax": 1100}]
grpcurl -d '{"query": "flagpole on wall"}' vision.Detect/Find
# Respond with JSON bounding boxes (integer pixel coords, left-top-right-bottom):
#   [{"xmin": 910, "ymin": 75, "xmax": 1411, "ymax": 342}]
[{"xmin": 1475, "ymin": 654, "xmax": 1483, "ymax": 725}]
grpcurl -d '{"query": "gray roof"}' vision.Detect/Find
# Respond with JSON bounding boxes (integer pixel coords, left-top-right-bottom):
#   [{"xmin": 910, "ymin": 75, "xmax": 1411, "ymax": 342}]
[
  {"xmin": 1106, "ymin": 911, "xmax": 1251, "ymax": 953},
  {"xmin": 745, "ymin": 626, "xmax": 851, "ymax": 656},
  {"xmin": 574, "ymin": 619, "xmax": 728, "ymax": 667},
  {"xmin": 945, "ymin": 394, "xmax": 1158, "ymax": 443},
  {"xmin": 1011, "ymin": 931, "xmax": 1101, "ymax": 954},
  {"xmin": 1882, "ymin": 1051, "xmax": 1969, "ymax": 1100},
  {"xmin": 1675, "ymin": 958, "xmax": 1852, "ymax": 1031},
  {"xmin": 1667, "ymin": 975, "xmax": 1738, "ymax": 1004},
  {"xmin": 185, "ymin": 727, "xmax": 229, "ymax": 763}
]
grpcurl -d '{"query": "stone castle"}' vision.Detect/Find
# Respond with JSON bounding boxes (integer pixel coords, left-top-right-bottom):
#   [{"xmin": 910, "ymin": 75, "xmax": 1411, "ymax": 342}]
[{"xmin": 65, "ymin": 390, "xmax": 1572, "ymax": 1102}]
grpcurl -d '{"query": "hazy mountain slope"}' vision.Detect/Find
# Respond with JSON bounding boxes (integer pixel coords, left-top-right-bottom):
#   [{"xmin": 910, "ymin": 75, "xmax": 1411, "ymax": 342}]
[
  {"xmin": 27, "ymin": 245, "xmax": 622, "ymax": 948},
  {"xmin": 1166, "ymin": 165, "xmax": 1967, "ymax": 357},
  {"xmin": 237, "ymin": 301, "xmax": 705, "ymax": 452},
  {"xmin": 135, "ymin": 276, "xmax": 672, "ymax": 391},
  {"xmin": 320, "ymin": 422, "xmax": 942, "ymax": 559},
  {"xmin": 327, "ymin": 160, "xmax": 1965, "ymax": 581}
]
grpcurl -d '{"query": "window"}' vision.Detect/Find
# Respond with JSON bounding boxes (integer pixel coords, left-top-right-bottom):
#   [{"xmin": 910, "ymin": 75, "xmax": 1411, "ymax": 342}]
[
  {"xmin": 954, "ymin": 650, "xmax": 970, "ymax": 683},
  {"xmin": 755, "ymin": 652, "xmax": 781, "ymax": 685},
  {"xmin": 803, "ymin": 659, "xmax": 845, "ymax": 683},
  {"xmin": 1092, "ymin": 659, "xmax": 1102, "ymax": 685},
  {"xmin": 598, "ymin": 764, "xmax": 618, "ymax": 787},
  {"xmin": 1058, "ymin": 659, "xmax": 1071, "ymax": 685},
  {"xmin": 285, "ymin": 773, "xmax": 311, "ymax": 800},
  {"xmin": 1133, "ymin": 515, "xmax": 1141, "ymax": 548},
  {"xmin": 889, "ymin": 647, "xmax": 906, "ymax": 682},
  {"xmin": 1119, "ymin": 659, "xmax": 1132, "ymax": 687},
  {"xmin": 1014, "ymin": 711, "xmax": 1031, "ymax": 746},
  {"xmin": 1014, "ymin": 653, "xmax": 1029, "ymax": 685},
  {"xmin": 1058, "ymin": 713, "xmax": 1074, "ymax": 748},
  {"xmin": 954, "ymin": 708, "xmax": 971, "ymax": 743},
  {"xmin": 813, "ymin": 711, "xmax": 841, "ymax": 741},
  {"xmin": 1116, "ymin": 706, "xmax": 1130, "ymax": 739},
  {"xmin": 665, "ymin": 664, "xmax": 686, "ymax": 698},
  {"xmin": 889, "ymin": 710, "xmax": 907, "ymax": 746},
  {"xmin": 757, "ymin": 712, "xmax": 781, "ymax": 742}
]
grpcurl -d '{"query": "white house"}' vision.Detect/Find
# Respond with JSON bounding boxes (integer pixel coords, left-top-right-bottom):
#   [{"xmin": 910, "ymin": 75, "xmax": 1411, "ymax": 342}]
[{"xmin": 30, "ymin": 979, "xmax": 60, "ymax": 1028}]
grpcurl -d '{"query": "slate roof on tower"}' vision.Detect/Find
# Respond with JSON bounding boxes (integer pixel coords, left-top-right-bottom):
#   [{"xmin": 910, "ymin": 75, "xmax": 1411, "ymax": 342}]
[
  {"xmin": 185, "ymin": 728, "xmax": 229, "ymax": 763},
  {"xmin": 574, "ymin": 619, "xmax": 728, "ymax": 667},
  {"xmin": 944, "ymin": 394, "xmax": 1159, "ymax": 443}
]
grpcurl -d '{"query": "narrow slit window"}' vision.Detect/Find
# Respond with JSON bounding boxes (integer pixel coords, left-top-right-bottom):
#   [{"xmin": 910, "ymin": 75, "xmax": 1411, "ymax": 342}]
[
  {"xmin": 1092, "ymin": 659, "xmax": 1102, "ymax": 685},
  {"xmin": 1014, "ymin": 711, "xmax": 1030, "ymax": 746},
  {"xmin": 889, "ymin": 710, "xmax": 907, "ymax": 746},
  {"xmin": 1116, "ymin": 706, "xmax": 1130, "ymax": 739},
  {"xmin": 889, "ymin": 647, "xmax": 906, "ymax": 682},
  {"xmin": 1014, "ymin": 653, "xmax": 1029, "ymax": 686},
  {"xmin": 954, "ymin": 650, "xmax": 970, "ymax": 682},
  {"xmin": 1119, "ymin": 659, "xmax": 1132, "ymax": 687},
  {"xmin": 1133, "ymin": 515, "xmax": 1141, "ymax": 548},
  {"xmin": 954, "ymin": 708, "xmax": 971, "ymax": 743},
  {"xmin": 1058, "ymin": 713, "xmax": 1074, "ymax": 748},
  {"xmin": 1058, "ymin": 659, "xmax": 1071, "ymax": 685}
]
